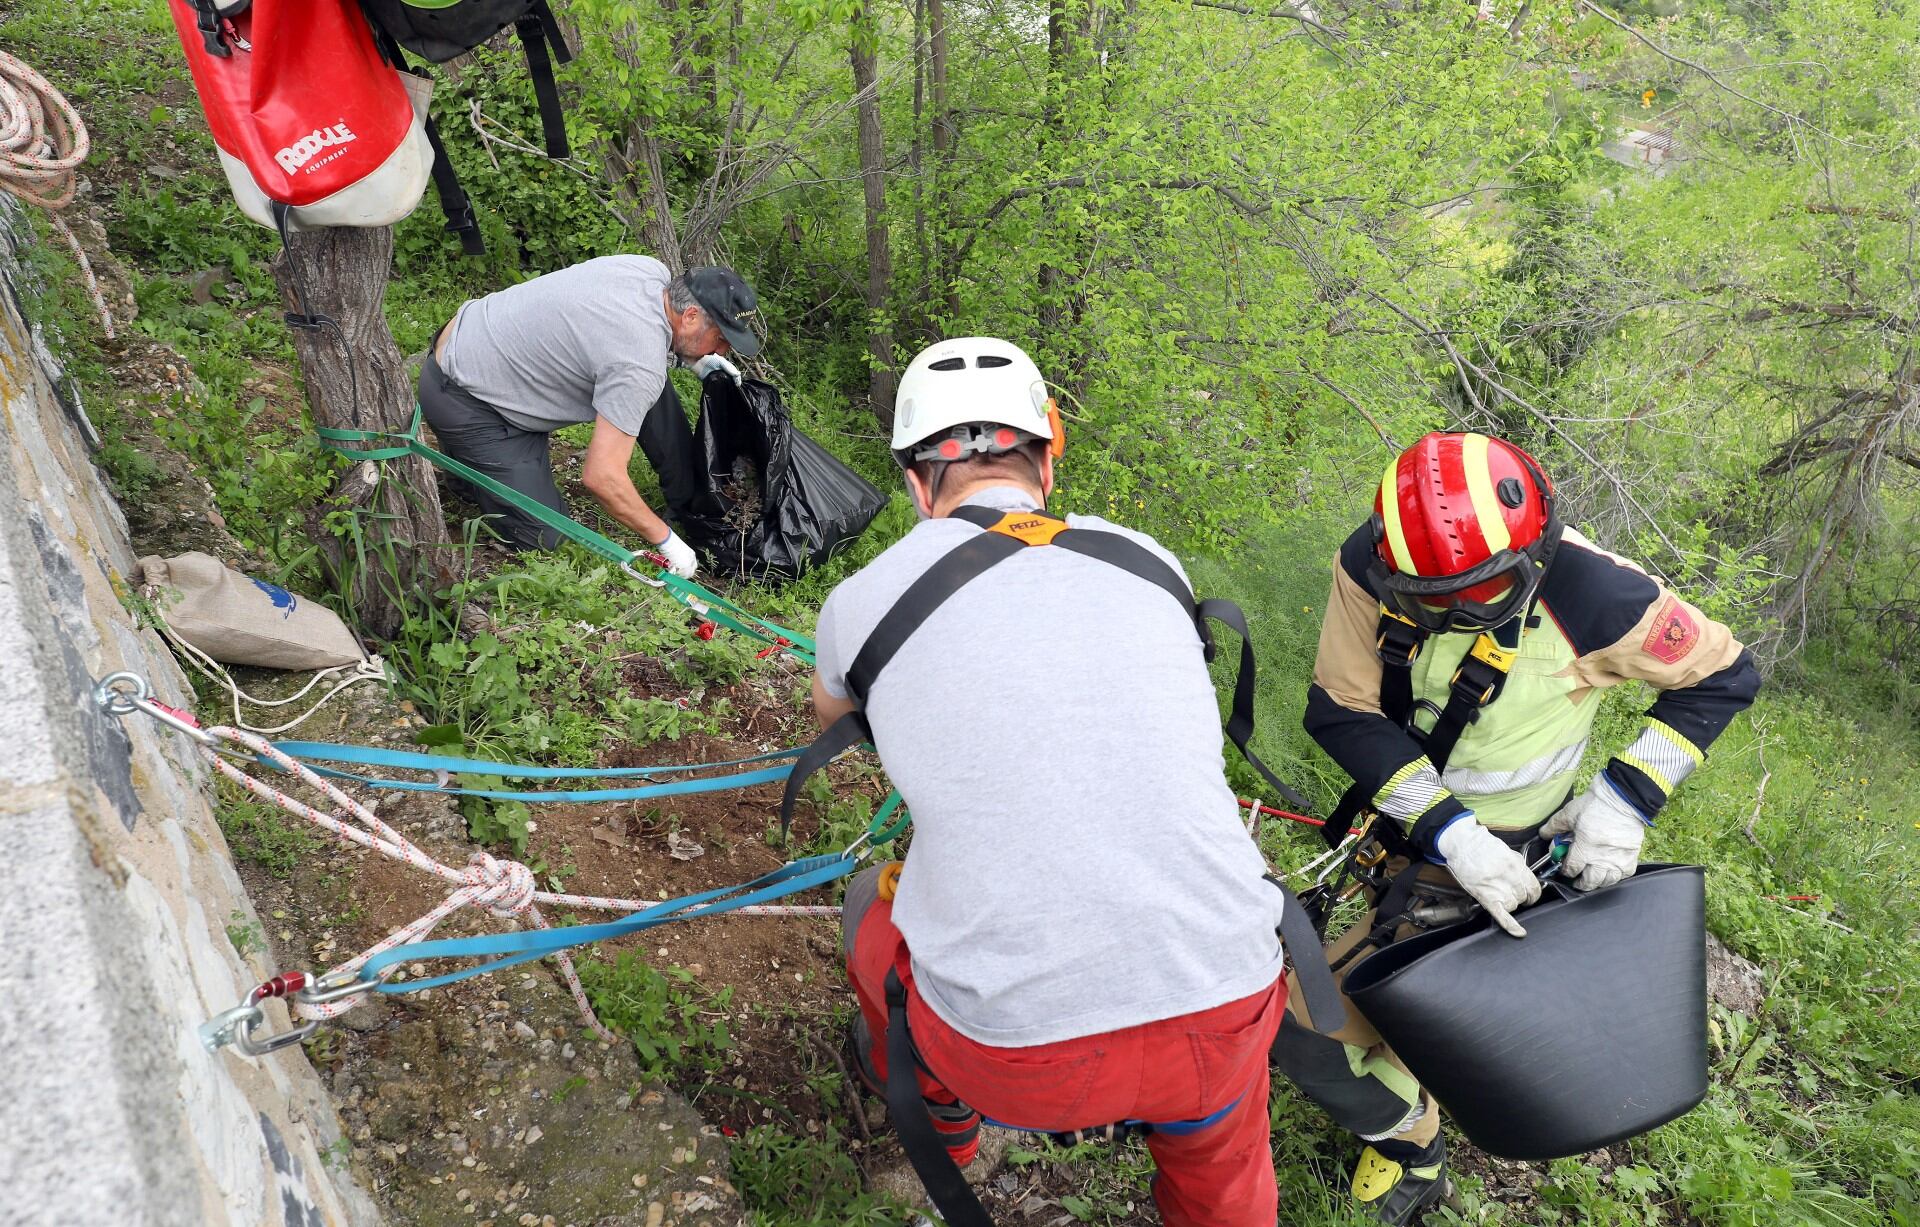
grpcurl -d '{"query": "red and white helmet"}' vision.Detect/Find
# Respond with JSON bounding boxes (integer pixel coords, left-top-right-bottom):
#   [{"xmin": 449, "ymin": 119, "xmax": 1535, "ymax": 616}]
[{"xmin": 1369, "ymin": 432, "xmax": 1561, "ymax": 633}]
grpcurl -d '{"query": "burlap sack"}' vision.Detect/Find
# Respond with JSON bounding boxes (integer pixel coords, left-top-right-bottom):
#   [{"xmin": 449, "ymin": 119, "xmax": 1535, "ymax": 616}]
[{"xmin": 137, "ymin": 553, "xmax": 367, "ymax": 670}]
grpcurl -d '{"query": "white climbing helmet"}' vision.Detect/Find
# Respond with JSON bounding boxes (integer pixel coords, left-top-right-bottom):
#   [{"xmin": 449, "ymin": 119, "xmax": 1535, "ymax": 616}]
[{"xmin": 890, "ymin": 337, "xmax": 1063, "ymax": 465}]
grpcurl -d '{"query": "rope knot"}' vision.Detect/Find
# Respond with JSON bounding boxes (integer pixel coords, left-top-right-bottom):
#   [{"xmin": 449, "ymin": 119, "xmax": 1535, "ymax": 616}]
[{"xmin": 468, "ymin": 854, "xmax": 537, "ymax": 917}]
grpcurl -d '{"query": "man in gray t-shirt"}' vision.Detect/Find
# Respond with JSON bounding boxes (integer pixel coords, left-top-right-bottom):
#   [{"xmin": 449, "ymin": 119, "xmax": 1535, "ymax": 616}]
[
  {"xmin": 416, "ymin": 257, "xmax": 763, "ymax": 576},
  {"xmin": 817, "ymin": 338, "xmax": 1289, "ymax": 1227}
]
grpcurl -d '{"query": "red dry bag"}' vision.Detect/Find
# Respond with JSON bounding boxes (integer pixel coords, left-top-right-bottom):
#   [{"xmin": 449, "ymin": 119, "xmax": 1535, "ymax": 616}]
[{"xmin": 167, "ymin": 0, "xmax": 432, "ymax": 231}]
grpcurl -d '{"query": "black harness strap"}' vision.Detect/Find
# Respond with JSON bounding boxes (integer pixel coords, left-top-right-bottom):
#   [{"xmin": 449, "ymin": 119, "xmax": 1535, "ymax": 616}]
[
  {"xmin": 1318, "ymin": 613, "xmax": 1524, "ymax": 854},
  {"xmin": 885, "ymin": 971, "xmax": 995, "ymax": 1227},
  {"xmin": 515, "ymin": 4, "xmax": 572, "ymax": 159},
  {"xmin": 846, "ymin": 527, "xmax": 1026, "ymax": 705},
  {"xmin": 1203, "ymin": 596, "xmax": 1313, "ymax": 812}
]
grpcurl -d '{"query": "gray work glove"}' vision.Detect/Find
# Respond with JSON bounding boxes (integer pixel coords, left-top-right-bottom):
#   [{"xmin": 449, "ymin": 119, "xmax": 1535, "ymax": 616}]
[
  {"xmin": 1434, "ymin": 814, "xmax": 1542, "ymax": 938},
  {"xmin": 1542, "ymin": 776, "xmax": 1648, "ymax": 892},
  {"xmin": 692, "ymin": 353, "xmax": 743, "ymax": 385},
  {"xmin": 653, "ymin": 529, "xmax": 699, "ymax": 579}
]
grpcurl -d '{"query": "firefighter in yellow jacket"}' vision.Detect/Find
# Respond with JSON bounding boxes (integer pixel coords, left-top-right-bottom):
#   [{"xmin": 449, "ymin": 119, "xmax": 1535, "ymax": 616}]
[{"xmin": 1274, "ymin": 432, "xmax": 1760, "ymax": 1223}]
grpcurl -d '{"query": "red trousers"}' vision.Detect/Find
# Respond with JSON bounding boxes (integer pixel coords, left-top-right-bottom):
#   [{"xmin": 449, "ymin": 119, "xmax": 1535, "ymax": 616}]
[{"xmin": 846, "ymin": 882, "xmax": 1286, "ymax": 1227}]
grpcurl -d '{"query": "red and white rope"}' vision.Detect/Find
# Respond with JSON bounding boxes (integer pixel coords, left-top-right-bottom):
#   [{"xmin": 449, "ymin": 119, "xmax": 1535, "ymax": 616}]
[
  {"xmin": 0, "ymin": 50, "xmax": 113, "ymax": 337},
  {"xmin": 203, "ymin": 729, "xmax": 839, "ymax": 1042}
]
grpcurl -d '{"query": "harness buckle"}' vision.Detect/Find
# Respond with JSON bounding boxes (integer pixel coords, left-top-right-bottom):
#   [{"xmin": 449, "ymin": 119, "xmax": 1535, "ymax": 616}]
[
  {"xmin": 1375, "ymin": 607, "xmax": 1424, "ymax": 666},
  {"xmin": 1448, "ymin": 632, "xmax": 1516, "ymax": 708}
]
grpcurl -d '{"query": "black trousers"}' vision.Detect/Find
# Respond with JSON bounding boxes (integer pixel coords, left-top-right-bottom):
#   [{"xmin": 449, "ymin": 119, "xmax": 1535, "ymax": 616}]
[{"xmin": 416, "ymin": 350, "xmax": 704, "ymax": 551}]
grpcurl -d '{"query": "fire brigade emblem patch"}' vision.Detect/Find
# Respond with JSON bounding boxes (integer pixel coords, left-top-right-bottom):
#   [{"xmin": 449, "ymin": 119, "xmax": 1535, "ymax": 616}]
[{"xmin": 1642, "ymin": 598, "xmax": 1699, "ymax": 664}]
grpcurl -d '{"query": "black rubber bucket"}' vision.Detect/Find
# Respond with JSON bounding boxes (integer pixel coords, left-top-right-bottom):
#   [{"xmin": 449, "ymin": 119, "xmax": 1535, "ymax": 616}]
[{"xmin": 1344, "ymin": 863, "xmax": 1708, "ymax": 1160}]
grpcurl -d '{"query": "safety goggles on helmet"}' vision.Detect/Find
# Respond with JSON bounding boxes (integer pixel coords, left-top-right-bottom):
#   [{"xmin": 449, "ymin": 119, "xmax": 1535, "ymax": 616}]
[{"xmin": 1368, "ymin": 537, "xmax": 1553, "ymax": 634}]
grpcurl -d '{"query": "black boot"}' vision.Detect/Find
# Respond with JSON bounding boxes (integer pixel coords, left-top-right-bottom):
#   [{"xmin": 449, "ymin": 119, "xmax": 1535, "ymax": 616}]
[{"xmin": 1350, "ymin": 1132, "xmax": 1448, "ymax": 1225}]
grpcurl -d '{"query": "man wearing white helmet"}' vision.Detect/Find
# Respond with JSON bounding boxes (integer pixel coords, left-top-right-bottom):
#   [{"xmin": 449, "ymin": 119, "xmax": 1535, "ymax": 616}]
[{"xmin": 807, "ymin": 338, "xmax": 1294, "ymax": 1227}]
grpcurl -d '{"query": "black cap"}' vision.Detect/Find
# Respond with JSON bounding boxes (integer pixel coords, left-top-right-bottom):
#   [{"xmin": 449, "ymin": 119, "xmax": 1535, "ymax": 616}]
[{"xmin": 685, "ymin": 266, "xmax": 762, "ymax": 358}]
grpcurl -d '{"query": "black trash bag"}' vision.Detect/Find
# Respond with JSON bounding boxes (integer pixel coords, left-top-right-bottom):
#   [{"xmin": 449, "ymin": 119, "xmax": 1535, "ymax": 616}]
[{"xmin": 682, "ymin": 375, "xmax": 887, "ymax": 582}]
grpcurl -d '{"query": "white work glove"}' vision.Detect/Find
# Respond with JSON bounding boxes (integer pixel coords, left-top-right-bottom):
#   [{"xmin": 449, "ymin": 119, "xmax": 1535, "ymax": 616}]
[
  {"xmin": 1542, "ymin": 775, "xmax": 1648, "ymax": 893},
  {"xmin": 692, "ymin": 353, "xmax": 743, "ymax": 385},
  {"xmin": 1434, "ymin": 814, "xmax": 1543, "ymax": 938},
  {"xmin": 653, "ymin": 529, "xmax": 699, "ymax": 579}
]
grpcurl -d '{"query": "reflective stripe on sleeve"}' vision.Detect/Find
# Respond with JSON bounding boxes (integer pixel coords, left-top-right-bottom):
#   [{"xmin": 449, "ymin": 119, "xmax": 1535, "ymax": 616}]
[
  {"xmin": 1373, "ymin": 756, "xmax": 1451, "ymax": 822},
  {"xmin": 1615, "ymin": 719, "xmax": 1704, "ymax": 798}
]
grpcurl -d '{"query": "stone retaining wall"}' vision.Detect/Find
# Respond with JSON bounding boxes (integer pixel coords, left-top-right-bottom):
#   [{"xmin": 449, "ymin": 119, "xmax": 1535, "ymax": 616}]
[{"xmin": 0, "ymin": 195, "xmax": 381, "ymax": 1227}]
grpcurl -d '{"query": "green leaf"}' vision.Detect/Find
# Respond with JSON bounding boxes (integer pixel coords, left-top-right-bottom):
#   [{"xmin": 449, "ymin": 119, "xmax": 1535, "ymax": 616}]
[{"xmin": 414, "ymin": 723, "xmax": 463, "ymax": 748}]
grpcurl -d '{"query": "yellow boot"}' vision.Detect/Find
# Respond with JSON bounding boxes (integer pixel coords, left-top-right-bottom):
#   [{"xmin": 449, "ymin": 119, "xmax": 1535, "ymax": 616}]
[{"xmin": 1351, "ymin": 1133, "xmax": 1448, "ymax": 1225}]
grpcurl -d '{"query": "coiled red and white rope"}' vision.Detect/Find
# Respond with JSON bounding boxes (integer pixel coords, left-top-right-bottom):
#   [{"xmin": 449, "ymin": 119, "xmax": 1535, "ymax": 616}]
[{"xmin": 0, "ymin": 49, "xmax": 113, "ymax": 337}]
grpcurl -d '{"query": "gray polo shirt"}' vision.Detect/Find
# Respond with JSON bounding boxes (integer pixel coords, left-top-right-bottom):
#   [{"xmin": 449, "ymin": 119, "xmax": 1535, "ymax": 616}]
[
  {"xmin": 816, "ymin": 486, "xmax": 1285, "ymax": 1047},
  {"xmin": 441, "ymin": 255, "xmax": 675, "ymax": 436}
]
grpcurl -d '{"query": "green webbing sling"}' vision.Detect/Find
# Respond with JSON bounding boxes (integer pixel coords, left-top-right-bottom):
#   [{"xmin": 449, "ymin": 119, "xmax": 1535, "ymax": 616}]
[{"xmin": 316, "ymin": 408, "xmax": 816, "ymax": 663}]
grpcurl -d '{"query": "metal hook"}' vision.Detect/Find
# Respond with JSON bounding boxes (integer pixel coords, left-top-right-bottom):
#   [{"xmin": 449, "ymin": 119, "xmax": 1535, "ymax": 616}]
[{"xmin": 92, "ymin": 671, "xmax": 218, "ymax": 745}]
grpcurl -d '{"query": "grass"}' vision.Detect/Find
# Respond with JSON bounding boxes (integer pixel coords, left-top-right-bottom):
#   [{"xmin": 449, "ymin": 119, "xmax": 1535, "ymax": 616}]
[{"xmin": 214, "ymin": 787, "xmax": 321, "ymax": 879}]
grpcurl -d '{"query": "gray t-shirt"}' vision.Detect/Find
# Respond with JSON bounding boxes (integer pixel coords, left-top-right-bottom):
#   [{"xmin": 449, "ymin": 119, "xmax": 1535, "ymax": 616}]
[
  {"xmin": 442, "ymin": 255, "xmax": 675, "ymax": 436},
  {"xmin": 816, "ymin": 486, "xmax": 1286, "ymax": 1047}
]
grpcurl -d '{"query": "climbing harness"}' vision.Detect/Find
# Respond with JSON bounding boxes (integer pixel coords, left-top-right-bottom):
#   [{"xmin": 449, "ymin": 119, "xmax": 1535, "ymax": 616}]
[
  {"xmin": 779, "ymin": 503, "xmax": 1312, "ymax": 840},
  {"xmin": 94, "ymin": 672, "xmax": 896, "ymax": 1058},
  {"xmin": 770, "ymin": 505, "xmax": 1335, "ymax": 1227},
  {"xmin": 317, "ymin": 406, "xmax": 815, "ymax": 664}
]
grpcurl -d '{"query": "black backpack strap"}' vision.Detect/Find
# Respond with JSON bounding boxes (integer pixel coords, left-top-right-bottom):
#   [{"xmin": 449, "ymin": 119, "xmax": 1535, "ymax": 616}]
[
  {"xmin": 363, "ymin": 22, "xmax": 485, "ymax": 255},
  {"xmin": 515, "ymin": 10, "xmax": 571, "ymax": 158},
  {"xmin": 778, "ymin": 709, "xmax": 870, "ymax": 842},
  {"xmin": 885, "ymin": 971, "xmax": 996, "ymax": 1227},
  {"xmin": 192, "ymin": 0, "xmax": 229, "ymax": 56},
  {"xmin": 1198, "ymin": 597, "xmax": 1313, "ymax": 813},
  {"xmin": 421, "ymin": 113, "xmax": 485, "ymax": 255}
]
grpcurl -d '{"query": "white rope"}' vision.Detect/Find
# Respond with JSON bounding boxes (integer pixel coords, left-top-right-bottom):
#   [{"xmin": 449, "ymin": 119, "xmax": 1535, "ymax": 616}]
[
  {"xmin": 0, "ymin": 50, "xmax": 113, "ymax": 338},
  {"xmin": 199, "ymin": 728, "xmax": 842, "ymax": 1040},
  {"xmin": 151, "ymin": 611, "xmax": 388, "ymax": 735}
]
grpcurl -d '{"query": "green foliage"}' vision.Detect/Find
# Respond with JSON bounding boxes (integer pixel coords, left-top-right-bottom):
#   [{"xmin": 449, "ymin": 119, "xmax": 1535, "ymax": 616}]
[
  {"xmin": 456, "ymin": 779, "xmax": 535, "ymax": 857},
  {"xmin": 224, "ymin": 910, "xmax": 265, "ymax": 959},
  {"xmin": 576, "ymin": 954, "xmax": 734, "ymax": 1080},
  {"xmin": 729, "ymin": 1125, "xmax": 906, "ymax": 1225},
  {"xmin": 215, "ymin": 789, "xmax": 319, "ymax": 878}
]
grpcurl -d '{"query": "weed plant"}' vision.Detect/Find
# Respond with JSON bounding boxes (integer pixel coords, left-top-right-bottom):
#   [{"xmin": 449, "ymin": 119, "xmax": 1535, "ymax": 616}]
[{"xmin": 575, "ymin": 954, "xmax": 734, "ymax": 1081}]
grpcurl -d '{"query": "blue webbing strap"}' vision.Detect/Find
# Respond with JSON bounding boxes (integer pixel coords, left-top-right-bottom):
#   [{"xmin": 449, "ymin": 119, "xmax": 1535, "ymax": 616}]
[
  {"xmin": 285, "ymin": 762, "xmax": 795, "ymax": 804},
  {"xmin": 361, "ymin": 853, "xmax": 859, "ymax": 991},
  {"xmin": 263, "ymin": 740, "xmax": 806, "ymax": 802},
  {"xmin": 269, "ymin": 740, "xmax": 806, "ymax": 778}
]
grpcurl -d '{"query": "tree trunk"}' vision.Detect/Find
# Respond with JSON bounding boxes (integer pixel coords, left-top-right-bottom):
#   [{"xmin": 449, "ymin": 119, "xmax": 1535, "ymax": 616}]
[
  {"xmin": 912, "ymin": 0, "xmax": 928, "ymax": 317},
  {"xmin": 1038, "ymin": 0, "xmax": 1090, "ymax": 343},
  {"xmin": 273, "ymin": 225, "xmax": 450, "ymax": 640},
  {"xmin": 851, "ymin": 16, "xmax": 898, "ymax": 425},
  {"xmin": 929, "ymin": 0, "xmax": 957, "ymax": 320}
]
